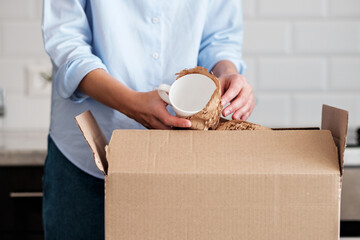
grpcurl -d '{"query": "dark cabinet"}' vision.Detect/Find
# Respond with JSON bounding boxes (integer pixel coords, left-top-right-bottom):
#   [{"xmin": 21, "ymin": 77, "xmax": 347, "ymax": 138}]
[
  {"xmin": 340, "ymin": 167, "xmax": 360, "ymax": 237},
  {"xmin": 0, "ymin": 166, "xmax": 44, "ymax": 240}
]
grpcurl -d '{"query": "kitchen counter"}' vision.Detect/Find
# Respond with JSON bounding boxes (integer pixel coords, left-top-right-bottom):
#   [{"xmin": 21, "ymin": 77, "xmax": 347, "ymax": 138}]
[
  {"xmin": 0, "ymin": 130, "xmax": 48, "ymax": 151},
  {"xmin": 0, "ymin": 130, "xmax": 47, "ymax": 166},
  {"xmin": 0, "ymin": 150, "xmax": 46, "ymax": 166}
]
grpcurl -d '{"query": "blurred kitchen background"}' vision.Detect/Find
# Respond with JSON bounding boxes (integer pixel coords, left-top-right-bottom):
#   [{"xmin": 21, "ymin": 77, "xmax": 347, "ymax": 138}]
[{"xmin": 0, "ymin": 0, "xmax": 359, "ymax": 239}]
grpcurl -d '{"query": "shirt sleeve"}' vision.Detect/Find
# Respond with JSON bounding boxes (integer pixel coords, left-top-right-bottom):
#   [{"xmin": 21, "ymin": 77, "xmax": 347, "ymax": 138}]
[
  {"xmin": 42, "ymin": 0, "xmax": 108, "ymax": 102},
  {"xmin": 198, "ymin": 0, "xmax": 246, "ymax": 74}
]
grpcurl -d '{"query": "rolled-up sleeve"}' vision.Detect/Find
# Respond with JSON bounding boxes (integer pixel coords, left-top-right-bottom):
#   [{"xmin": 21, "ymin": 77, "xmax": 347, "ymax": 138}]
[
  {"xmin": 198, "ymin": 0, "xmax": 246, "ymax": 74},
  {"xmin": 42, "ymin": 0, "xmax": 108, "ymax": 102}
]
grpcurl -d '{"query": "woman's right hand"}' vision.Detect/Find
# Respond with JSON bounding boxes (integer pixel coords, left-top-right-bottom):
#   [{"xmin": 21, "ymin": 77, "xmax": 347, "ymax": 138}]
[
  {"xmin": 78, "ymin": 69, "xmax": 191, "ymax": 129},
  {"xmin": 126, "ymin": 90, "xmax": 192, "ymax": 129}
]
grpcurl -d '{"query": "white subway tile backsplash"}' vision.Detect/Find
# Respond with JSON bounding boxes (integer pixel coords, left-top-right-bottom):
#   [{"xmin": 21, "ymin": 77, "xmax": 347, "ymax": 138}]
[
  {"xmin": 4, "ymin": 94, "xmax": 50, "ymax": 130},
  {"xmin": 247, "ymin": 94, "xmax": 292, "ymax": 127},
  {"xmin": 329, "ymin": 57, "xmax": 360, "ymax": 90},
  {"xmin": 242, "ymin": 0, "xmax": 256, "ymax": 17},
  {"xmin": 0, "ymin": 0, "xmax": 35, "ymax": 19},
  {"xmin": 33, "ymin": 0, "xmax": 43, "ymax": 19},
  {"xmin": 329, "ymin": 0, "xmax": 360, "ymax": 17},
  {"xmin": 243, "ymin": 57, "xmax": 256, "ymax": 90},
  {"xmin": 293, "ymin": 94, "xmax": 358, "ymax": 127},
  {"xmin": 2, "ymin": 130, "xmax": 48, "ymax": 150},
  {"xmin": 0, "ymin": 59, "xmax": 26, "ymax": 94},
  {"xmin": 0, "ymin": 24, "xmax": 2, "ymax": 56},
  {"xmin": 357, "ymin": 97, "xmax": 360, "ymax": 128},
  {"xmin": 358, "ymin": 24, "xmax": 360, "ymax": 52},
  {"xmin": 293, "ymin": 21, "xmax": 359, "ymax": 53},
  {"xmin": 243, "ymin": 21, "xmax": 290, "ymax": 54},
  {"xmin": 2, "ymin": 21, "xmax": 46, "ymax": 57},
  {"xmin": 258, "ymin": 57, "xmax": 326, "ymax": 91},
  {"xmin": 258, "ymin": 0, "xmax": 326, "ymax": 17}
]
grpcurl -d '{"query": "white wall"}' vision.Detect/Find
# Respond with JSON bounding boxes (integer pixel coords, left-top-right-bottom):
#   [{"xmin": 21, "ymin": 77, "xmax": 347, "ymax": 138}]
[
  {"xmin": 0, "ymin": 0, "xmax": 359, "ymax": 133},
  {"xmin": 0, "ymin": 0, "xmax": 50, "ymax": 132},
  {"xmin": 243, "ymin": 0, "xmax": 360, "ymax": 128}
]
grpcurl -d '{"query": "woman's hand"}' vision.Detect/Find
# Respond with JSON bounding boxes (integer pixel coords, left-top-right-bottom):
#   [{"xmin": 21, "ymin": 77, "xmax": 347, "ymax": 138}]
[
  {"xmin": 78, "ymin": 69, "xmax": 191, "ymax": 129},
  {"xmin": 128, "ymin": 90, "xmax": 192, "ymax": 129},
  {"xmin": 212, "ymin": 60, "xmax": 255, "ymax": 121},
  {"xmin": 219, "ymin": 73, "xmax": 254, "ymax": 121}
]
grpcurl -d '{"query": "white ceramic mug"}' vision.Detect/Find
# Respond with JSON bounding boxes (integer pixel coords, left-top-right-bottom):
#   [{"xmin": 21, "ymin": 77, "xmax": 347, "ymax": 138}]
[{"xmin": 157, "ymin": 74, "xmax": 216, "ymax": 117}]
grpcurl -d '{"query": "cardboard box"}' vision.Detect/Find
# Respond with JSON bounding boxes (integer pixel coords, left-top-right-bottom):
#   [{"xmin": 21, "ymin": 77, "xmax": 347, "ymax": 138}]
[{"xmin": 76, "ymin": 105, "xmax": 348, "ymax": 240}]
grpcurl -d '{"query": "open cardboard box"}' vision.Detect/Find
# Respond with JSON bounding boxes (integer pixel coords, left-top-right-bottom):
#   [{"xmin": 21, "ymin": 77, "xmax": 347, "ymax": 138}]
[{"xmin": 76, "ymin": 104, "xmax": 348, "ymax": 240}]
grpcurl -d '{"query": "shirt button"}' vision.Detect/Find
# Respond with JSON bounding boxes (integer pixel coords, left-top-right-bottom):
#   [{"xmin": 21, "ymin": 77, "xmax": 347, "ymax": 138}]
[
  {"xmin": 152, "ymin": 17, "xmax": 159, "ymax": 24},
  {"xmin": 152, "ymin": 52, "xmax": 159, "ymax": 59}
]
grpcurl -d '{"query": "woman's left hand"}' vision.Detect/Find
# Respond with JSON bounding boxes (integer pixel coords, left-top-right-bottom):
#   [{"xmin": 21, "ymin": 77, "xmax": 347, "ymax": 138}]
[
  {"xmin": 218, "ymin": 72, "xmax": 255, "ymax": 121},
  {"xmin": 212, "ymin": 60, "xmax": 255, "ymax": 121}
]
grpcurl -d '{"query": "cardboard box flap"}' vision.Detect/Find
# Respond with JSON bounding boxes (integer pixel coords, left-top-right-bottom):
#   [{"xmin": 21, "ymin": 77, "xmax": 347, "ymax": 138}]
[
  {"xmin": 75, "ymin": 111, "xmax": 108, "ymax": 175},
  {"xmin": 107, "ymin": 130, "xmax": 339, "ymax": 175},
  {"xmin": 321, "ymin": 104, "xmax": 348, "ymax": 176}
]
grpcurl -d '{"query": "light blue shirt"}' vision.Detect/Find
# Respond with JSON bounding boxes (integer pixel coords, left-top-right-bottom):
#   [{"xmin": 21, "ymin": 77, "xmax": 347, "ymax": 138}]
[{"xmin": 42, "ymin": 0, "xmax": 246, "ymax": 179}]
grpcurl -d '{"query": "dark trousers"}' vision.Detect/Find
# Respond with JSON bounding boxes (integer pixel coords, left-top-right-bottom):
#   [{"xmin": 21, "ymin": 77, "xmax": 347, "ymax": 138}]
[{"xmin": 42, "ymin": 136, "xmax": 104, "ymax": 240}]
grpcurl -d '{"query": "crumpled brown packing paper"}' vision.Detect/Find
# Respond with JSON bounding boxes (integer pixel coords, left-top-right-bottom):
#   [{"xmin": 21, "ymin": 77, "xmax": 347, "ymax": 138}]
[{"xmin": 216, "ymin": 118, "xmax": 271, "ymax": 130}]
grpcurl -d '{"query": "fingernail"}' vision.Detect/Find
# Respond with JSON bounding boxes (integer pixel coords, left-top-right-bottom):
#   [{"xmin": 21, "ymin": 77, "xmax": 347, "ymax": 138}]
[
  {"xmin": 186, "ymin": 121, "xmax": 191, "ymax": 127},
  {"xmin": 221, "ymin": 100, "xmax": 225, "ymax": 106},
  {"xmin": 224, "ymin": 110, "xmax": 230, "ymax": 116}
]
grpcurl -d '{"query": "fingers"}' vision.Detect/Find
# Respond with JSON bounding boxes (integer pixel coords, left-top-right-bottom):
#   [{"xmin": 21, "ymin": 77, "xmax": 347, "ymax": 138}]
[
  {"xmin": 157, "ymin": 107, "xmax": 192, "ymax": 128},
  {"xmin": 233, "ymin": 100, "xmax": 251, "ymax": 120},
  {"xmin": 150, "ymin": 118, "xmax": 172, "ymax": 130},
  {"xmin": 241, "ymin": 112, "xmax": 251, "ymax": 121},
  {"xmin": 137, "ymin": 113, "xmax": 170, "ymax": 129},
  {"xmin": 232, "ymin": 102, "xmax": 250, "ymax": 120},
  {"xmin": 223, "ymin": 81, "xmax": 253, "ymax": 115},
  {"xmin": 138, "ymin": 90, "xmax": 191, "ymax": 129},
  {"xmin": 218, "ymin": 76, "xmax": 227, "ymax": 96},
  {"xmin": 222, "ymin": 85, "xmax": 250, "ymax": 116},
  {"xmin": 233, "ymin": 99, "xmax": 255, "ymax": 121},
  {"xmin": 142, "ymin": 110, "xmax": 191, "ymax": 129},
  {"xmin": 221, "ymin": 77, "xmax": 243, "ymax": 106}
]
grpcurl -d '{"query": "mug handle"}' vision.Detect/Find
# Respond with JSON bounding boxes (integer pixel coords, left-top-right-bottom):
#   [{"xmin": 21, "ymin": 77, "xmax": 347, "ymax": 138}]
[{"xmin": 157, "ymin": 84, "xmax": 172, "ymax": 105}]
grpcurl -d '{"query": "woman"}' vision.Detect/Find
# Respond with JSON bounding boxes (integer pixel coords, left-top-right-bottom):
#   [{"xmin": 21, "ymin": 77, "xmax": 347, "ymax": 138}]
[{"xmin": 42, "ymin": 0, "xmax": 254, "ymax": 239}]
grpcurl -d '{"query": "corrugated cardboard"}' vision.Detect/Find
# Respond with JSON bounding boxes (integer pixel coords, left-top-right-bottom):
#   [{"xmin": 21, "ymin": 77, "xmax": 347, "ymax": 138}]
[{"xmin": 75, "ymin": 104, "xmax": 348, "ymax": 240}]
